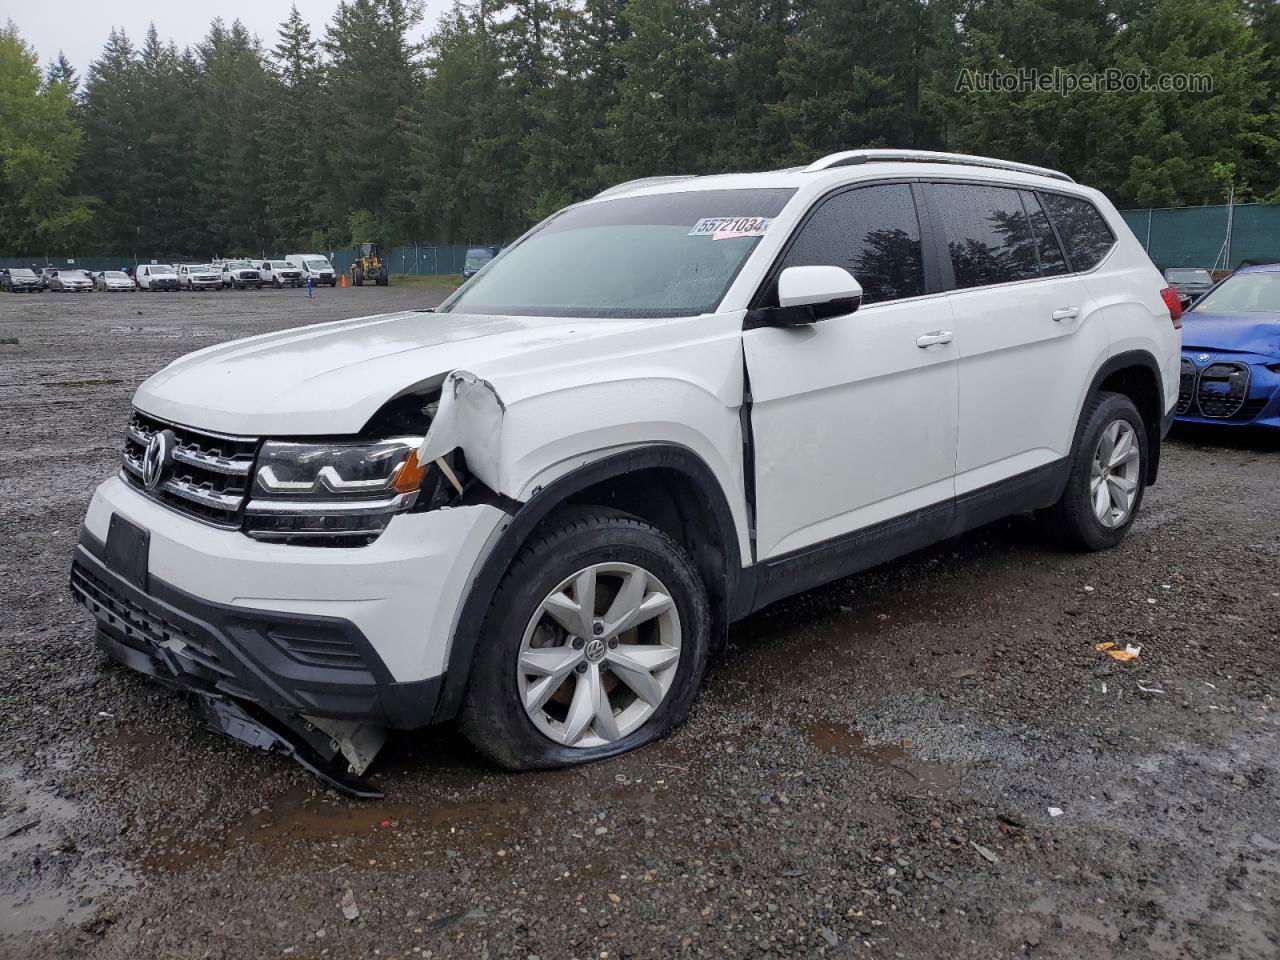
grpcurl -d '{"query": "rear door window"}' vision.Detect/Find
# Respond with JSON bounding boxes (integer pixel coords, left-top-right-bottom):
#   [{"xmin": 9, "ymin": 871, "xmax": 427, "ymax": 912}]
[
  {"xmin": 1021, "ymin": 191, "xmax": 1069, "ymax": 276},
  {"xmin": 1037, "ymin": 192, "xmax": 1116, "ymax": 271},
  {"xmin": 775, "ymin": 183, "xmax": 926, "ymax": 306},
  {"xmin": 931, "ymin": 183, "xmax": 1039, "ymax": 289}
]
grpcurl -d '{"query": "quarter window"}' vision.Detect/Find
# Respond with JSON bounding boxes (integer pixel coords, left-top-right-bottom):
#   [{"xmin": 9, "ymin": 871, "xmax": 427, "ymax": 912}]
[
  {"xmin": 776, "ymin": 183, "xmax": 926, "ymax": 306},
  {"xmin": 932, "ymin": 183, "xmax": 1039, "ymax": 289},
  {"xmin": 1037, "ymin": 192, "xmax": 1115, "ymax": 271}
]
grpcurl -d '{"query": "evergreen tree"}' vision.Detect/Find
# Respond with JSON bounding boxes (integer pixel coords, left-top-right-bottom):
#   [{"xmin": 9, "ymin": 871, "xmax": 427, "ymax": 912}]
[
  {"xmin": 44, "ymin": 50, "xmax": 79, "ymax": 93},
  {"xmin": 78, "ymin": 28, "xmax": 139, "ymax": 252},
  {"xmin": 610, "ymin": 0, "xmax": 719, "ymax": 176},
  {"xmin": 766, "ymin": 0, "xmax": 938, "ymax": 165},
  {"xmin": 322, "ymin": 0, "xmax": 425, "ymax": 234},
  {"xmin": 133, "ymin": 26, "xmax": 192, "ymax": 253},
  {"xmin": 194, "ymin": 20, "xmax": 274, "ymax": 253},
  {"xmin": 266, "ymin": 5, "xmax": 322, "ymax": 246},
  {"xmin": 402, "ymin": 2, "xmax": 523, "ymax": 241}
]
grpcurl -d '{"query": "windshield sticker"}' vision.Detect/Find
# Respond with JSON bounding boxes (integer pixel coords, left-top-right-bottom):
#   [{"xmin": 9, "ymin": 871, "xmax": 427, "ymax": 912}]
[{"xmin": 688, "ymin": 216, "xmax": 772, "ymax": 240}]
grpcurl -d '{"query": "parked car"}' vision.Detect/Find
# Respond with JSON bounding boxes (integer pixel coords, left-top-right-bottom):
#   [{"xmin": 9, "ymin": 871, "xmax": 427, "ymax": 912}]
[
  {"xmin": 135, "ymin": 264, "xmax": 180, "ymax": 291},
  {"xmin": 70, "ymin": 150, "xmax": 1179, "ymax": 796},
  {"xmin": 178, "ymin": 264, "xmax": 222, "ymax": 291},
  {"xmin": 221, "ymin": 260, "xmax": 262, "ymax": 290},
  {"xmin": 1164, "ymin": 267, "xmax": 1214, "ymax": 304},
  {"xmin": 1174, "ymin": 263, "xmax": 1280, "ymax": 430},
  {"xmin": 49, "ymin": 269, "xmax": 93, "ymax": 292},
  {"xmin": 259, "ymin": 260, "xmax": 304, "ymax": 288},
  {"xmin": 462, "ymin": 246, "xmax": 497, "ymax": 279},
  {"xmin": 1, "ymin": 267, "xmax": 43, "ymax": 292},
  {"xmin": 285, "ymin": 253, "xmax": 337, "ymax": 286},
  {"xmin": 95, "ymin": 270, "xmax": 136, "ymax": 292}
]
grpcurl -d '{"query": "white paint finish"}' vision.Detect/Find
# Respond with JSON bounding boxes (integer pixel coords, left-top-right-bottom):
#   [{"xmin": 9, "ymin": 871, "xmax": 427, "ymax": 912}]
[
  {"xmin": 1081, "ymin": 199, "xmax": 1182, "ymax": 414},
  {"xmin": 84, "ymin": 475, "xmax": 505, "ymax": 682},
  {"xmin": 135, "ymin": 311, "xmax": 657, "ymax": 436},
  {"xmin": 776, "ymin": 265, "xmax": 862, "ymax": 309},
  {"xmin": 744, "ymin": 296, "xmax": 959, "ymax": 559},
  {"xmin": 417, "ymin": 312, "xmax": 755, "ymax": 564},
  {"xmin": 950, "ymin": 273, "xmax": 1104, "ymax": 494}
]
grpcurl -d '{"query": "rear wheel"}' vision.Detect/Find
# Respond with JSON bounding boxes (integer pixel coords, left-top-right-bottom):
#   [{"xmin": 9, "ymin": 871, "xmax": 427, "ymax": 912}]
[
  {"xmin": 1040, "ymin": 391, "xmax": 1147, "ymax": 551},
  {"xmin": 460, "ymin": 507, "xmax": 710, "ymax": 770}
]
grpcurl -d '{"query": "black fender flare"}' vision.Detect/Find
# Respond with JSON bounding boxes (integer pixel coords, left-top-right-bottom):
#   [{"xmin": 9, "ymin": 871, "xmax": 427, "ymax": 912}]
[
  {"xmin": 1079, "ymin": 349, "xmax": 1166, "ymax": 484},
  {"xmin": 434, "ymin": 443, "xmax": 745, "ymax": 722}
]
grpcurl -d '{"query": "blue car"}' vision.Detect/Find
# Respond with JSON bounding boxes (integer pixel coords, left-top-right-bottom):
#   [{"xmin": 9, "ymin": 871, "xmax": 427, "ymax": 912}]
[{"xmin": 1175, "ymin": 264, "xmax": 1280, "ymax": 430}]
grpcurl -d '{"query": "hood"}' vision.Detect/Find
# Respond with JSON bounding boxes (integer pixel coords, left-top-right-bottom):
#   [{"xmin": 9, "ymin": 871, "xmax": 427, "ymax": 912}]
[
  {"xmin": 135, "ymin": 309, "xmax": 649, "ymax": 435},
  {"xmin": 1180, "ymin": 311, "xmax": 1280, "ymax": 359}
]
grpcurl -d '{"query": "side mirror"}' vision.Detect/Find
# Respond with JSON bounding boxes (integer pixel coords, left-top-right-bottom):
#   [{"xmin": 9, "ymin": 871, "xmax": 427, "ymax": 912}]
[
  {"xmin": 752, "ymin": 265, "xmax": 863, "ymax": 326},
  {"xmin": 1179, "ymin": 294, "xmax": 1194, "ymax": 311}
]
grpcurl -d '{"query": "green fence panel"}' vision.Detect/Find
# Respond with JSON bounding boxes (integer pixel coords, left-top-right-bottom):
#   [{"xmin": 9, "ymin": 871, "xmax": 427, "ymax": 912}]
[{"xmin": 1119, "ymin": 203, "xmax": 1280, "ymax": 270}]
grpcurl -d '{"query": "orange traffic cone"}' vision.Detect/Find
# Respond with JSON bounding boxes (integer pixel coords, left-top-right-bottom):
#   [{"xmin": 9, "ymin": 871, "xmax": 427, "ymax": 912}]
[{"xmin": 339, "ymin": 272, "xmax": 347, "ymax": 288}]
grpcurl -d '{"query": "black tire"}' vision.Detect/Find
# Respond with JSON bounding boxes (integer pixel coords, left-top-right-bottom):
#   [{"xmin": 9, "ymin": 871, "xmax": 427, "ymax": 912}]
[
  {"xmin": 1039, "ymin": 391, "xmax": 1148, "ymax": 551},
  {"xmin": 460, "ymin": 506, "xmax": 711, "ymax": 771}
]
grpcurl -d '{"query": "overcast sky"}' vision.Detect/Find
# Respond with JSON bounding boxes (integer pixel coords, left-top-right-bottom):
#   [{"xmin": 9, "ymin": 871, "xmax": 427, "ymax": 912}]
[{"xmin": 9, "ymin": 0, "xmax": 451, "ymax": 80}]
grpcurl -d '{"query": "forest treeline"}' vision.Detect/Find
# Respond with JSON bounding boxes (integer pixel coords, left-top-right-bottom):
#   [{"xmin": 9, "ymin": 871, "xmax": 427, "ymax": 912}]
[{"xmin": 2, "ymin": 0, "xmax": 1278, "ymax": 257}]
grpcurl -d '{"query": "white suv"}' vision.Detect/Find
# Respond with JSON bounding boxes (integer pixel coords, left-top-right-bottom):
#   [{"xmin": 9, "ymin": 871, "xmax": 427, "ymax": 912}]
[
  {"xmin": 259, "ymin": 260, "xmax": 305, "ymax": 288},
  {"xmin": 71, "ymin": 151, "xmax": 1180, "ymax": 796}
]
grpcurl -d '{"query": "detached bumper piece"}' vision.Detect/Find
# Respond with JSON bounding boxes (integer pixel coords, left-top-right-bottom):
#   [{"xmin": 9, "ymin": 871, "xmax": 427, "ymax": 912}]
[
  {"xmin": 68, "ymin": 532, "xmax": 441, "ymax": 797},
  {"xmin": 94, "ymin": 627, "xmax": 382, "ymax": 797}
]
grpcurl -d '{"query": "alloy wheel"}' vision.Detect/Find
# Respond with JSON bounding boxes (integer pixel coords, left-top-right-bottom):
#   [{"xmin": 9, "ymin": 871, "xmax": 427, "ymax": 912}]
[
  {"xmin": 517, "ymin": 562, "xmax": 681, "ymax": 748},
  {"xmin": 1090, "ymin": 419, "xmax": 1141, "ymax": 528}
]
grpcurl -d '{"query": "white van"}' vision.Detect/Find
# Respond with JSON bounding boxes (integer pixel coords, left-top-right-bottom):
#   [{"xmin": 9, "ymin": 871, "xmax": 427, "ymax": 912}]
[
  {"xmin": 135, "ymin": 264, "xmax": 179, "ymax": 291},
  {"xmin": 285, "ymin": 254, "xmax": 337, "ymax": 286}
]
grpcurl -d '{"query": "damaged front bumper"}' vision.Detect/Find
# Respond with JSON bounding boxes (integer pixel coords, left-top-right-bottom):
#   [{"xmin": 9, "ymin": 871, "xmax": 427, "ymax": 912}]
[{"xmin": 69, "ymin": 532, "xmax": 429, "ymax": 797}]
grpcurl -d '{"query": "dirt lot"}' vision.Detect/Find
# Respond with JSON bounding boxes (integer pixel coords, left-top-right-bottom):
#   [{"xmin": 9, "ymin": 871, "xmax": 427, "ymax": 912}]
[{"xmin": 1, "ymin": 287, "xmax": 1278, "ymax": 959}]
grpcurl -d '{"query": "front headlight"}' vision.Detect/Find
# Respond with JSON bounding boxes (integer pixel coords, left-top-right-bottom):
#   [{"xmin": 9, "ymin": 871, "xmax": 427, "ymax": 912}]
[{"xmin": 244, "ymin": 437, "xmax": 430, "ymax": 545}]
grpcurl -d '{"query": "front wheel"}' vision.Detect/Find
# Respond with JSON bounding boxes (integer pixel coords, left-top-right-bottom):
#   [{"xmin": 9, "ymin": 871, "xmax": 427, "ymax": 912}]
[
  {"xmin": 1040, "ymin": 391, "xmax": 1147, "ymax": 551},
  {"xmin": 460, "ymin": 507, "xmax": 710, "ymax": 771}
]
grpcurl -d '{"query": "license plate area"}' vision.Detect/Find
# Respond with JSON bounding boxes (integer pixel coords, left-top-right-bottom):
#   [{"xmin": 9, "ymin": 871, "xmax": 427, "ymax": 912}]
[{"xmin": 105, "ymin": 514, "xmax": 150, "ymax": 591}]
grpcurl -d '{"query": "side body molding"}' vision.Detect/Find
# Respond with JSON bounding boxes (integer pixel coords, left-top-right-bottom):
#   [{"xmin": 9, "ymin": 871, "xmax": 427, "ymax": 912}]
[{"xmin": 434, "ymin": 443, "xmax": 748, "ymax": 722}]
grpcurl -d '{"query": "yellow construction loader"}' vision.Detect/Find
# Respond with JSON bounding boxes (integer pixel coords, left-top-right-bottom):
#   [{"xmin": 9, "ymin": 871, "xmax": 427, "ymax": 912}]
[{"xmin": 350, "ymin": 243, "xmax": 389, "ymax": 286}]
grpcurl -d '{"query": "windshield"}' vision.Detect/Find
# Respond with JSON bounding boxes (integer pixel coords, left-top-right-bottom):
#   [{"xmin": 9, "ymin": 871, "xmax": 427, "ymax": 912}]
[
  {"xmin": 104, "ymin": 271, "xmax": 129, "ymax": 280},
  {"xmin": 442, "ymin": 188, "xmax": 795, "ymax": 318},
  {"xmin": 227, "ymin": 261, "xmax": 252, "ymax": 269},
  {"xmin": 12, "ymin": 269, "xmax": 35, "ymax": 278},
  {"xmin": 271, "ymin": 261, "xmax": 291, "ymax": 268},
  {"xmin": 1192, "ymin": 271, "xmax": 1280, "ymax": 314},
  {"xmin": 190, "ymin": 265, "xmax": 212, "ymax": 272},
  {"xmin": 305, "ymin": 259, "xmax": 330, "ymax": 270},
  {"xmin": 150, "ymin": 265, "xmax": 175, "ymax": 275},
  {"xmin": 1168, "ymin": 268, "xmax": 1212, "ymax": 283}
]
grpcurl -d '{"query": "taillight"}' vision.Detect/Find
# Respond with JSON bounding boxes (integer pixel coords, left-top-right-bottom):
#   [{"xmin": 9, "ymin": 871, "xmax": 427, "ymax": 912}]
[{"xmin": 1160, "ymin": 287, "xmax": 1183, "ymax": 329}]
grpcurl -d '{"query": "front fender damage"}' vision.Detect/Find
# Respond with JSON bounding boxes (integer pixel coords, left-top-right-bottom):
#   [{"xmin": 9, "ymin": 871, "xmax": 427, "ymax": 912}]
[{"xmin": 418, "ymin": 369, "xmax": 508, "ymax": 495}]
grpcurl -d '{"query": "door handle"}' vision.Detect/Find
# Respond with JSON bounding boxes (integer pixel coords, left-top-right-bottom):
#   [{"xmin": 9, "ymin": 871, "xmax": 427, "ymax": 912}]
[
  {"xmin": 1052, "ymin": 306, "xmax": 1081, "ymax": 322},
  {"xmin": 915, "ymin": 330, "xmax": 954, "ymax": 348}
]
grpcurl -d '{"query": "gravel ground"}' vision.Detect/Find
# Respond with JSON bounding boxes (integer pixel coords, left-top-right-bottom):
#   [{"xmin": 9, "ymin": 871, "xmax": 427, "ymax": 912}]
[{"xmin": 1, "ymin": 288, "xmax": 1278, "ymax": 959}]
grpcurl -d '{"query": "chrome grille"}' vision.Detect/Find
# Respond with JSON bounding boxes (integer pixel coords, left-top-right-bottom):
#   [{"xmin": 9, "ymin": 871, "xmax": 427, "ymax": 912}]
[
  {"xmin": 121, "ymin": 410, "xmax": 258, "ymax": 527},
  {"xmin": 1196, "ymin": 362, "xmax": 1250, "ymax": 419}
]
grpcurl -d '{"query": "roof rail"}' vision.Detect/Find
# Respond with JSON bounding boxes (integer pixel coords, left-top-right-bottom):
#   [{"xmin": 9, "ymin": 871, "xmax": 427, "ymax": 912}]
[
  {"xmin": 803, "ymin": 149, "xmax": 1074, "ymax": 183},
  {"xmin": 593, "ymin": 175, "xmax": 698, "ymax": 200}
]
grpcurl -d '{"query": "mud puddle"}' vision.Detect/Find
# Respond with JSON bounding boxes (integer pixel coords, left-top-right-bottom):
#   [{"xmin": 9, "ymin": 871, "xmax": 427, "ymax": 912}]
[
  {"xmin": 806, "ymin": 720, "xmax": 959, "ymax": 789},
  {"xmin": 0, "ymin": 764, "xmax": 138, "ymax": 937}
]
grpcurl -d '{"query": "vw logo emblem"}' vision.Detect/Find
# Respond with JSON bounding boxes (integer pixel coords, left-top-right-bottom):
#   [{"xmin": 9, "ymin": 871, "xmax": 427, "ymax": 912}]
[
  {"xmin": 1197, "ymin": 353, "xmax": 1211, "ymax": 363},
  {"xmin": 142, "ymin": 429, "xmax": 176, "ymax": 490},
  {"xmin": 584, "ymin": 638, "xmax": 607, "ymax": 662}
]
